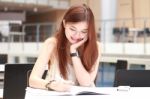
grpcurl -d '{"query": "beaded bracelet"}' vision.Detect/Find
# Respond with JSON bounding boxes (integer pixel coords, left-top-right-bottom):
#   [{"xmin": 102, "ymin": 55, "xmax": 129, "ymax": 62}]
[{"xmin": 45, "ymin": 80, "xmax": 55, "ymax": 91}]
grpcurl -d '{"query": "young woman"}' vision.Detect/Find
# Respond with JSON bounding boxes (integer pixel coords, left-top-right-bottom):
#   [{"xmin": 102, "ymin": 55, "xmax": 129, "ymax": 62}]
[{"xmin": 29, "ymin": 4, "xmax": 101, "ymax": 92}]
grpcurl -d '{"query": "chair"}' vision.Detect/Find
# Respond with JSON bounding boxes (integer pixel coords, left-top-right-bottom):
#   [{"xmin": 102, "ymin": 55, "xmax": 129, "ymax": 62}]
[
  {"xmin": 120, "ymin": 27, "xmax": 129, "ymax": 34},
  {"xmin": 113, "ymin": 27, "xmax": 122, "ymax": 42},
  {"xmin": 114, "ymin": 70, "xmax": 150, "ymax": 87},
  {"xmin": 3, "ymin": 64, "xmax": 34, "ymax": 99},
  {"xmin": 0, "ymin": 54, "xmax": 7, "ymax": 64},
  {"xmin": 113, "ymin": 27, "xmax": 121, "ymax": 35},
  {"xmin": 144, "ymin": 27, "xmax": 150, "ymax": 36},
  {"xmin": 113, "ymin": 60, "xmax": 128, "ymax": 87},
  {"xmin": 115, "ymin": 60, "xmax": 128, "ymax": 70}
]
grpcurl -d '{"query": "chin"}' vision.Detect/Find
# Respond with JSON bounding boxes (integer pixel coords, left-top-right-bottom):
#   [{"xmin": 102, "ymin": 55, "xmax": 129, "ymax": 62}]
[
  {"xmin": 68, "ymin": 39, "xmax": 76, "ymax": 44},
  {"xmin": 70, "ymin": 41, "xmax": 76, "ymax": 44},
  {"xmin": 70, "ymin": 40, "xmax": 78, "ymax": 44}
]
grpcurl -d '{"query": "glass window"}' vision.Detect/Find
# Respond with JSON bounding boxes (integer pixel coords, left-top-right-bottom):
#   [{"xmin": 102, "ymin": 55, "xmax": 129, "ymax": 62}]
[
  {"xmin": 26, "ymin": 57, "xmax": 37, "ymax": 63},
  {"xmin": 14, "ymin": 0, "xmax": 25, "ymax": 3},
  {"xmin": 96, "ymin": 62, "xmax": 116, "ymax": 87},
  {"xmin": 25, "ymin": 0, "xmax": 36, "ymax": 4},
  {"xmin": 129, "ymin": 64, "xmax": 145, "ymax": 70},
  {"xmin": 37, "ymin": 0, "xmax": 48, "ymax": 5},
  {"xmin": 14, "ymin": 56, "xmax": 19, "ymax": 63}
]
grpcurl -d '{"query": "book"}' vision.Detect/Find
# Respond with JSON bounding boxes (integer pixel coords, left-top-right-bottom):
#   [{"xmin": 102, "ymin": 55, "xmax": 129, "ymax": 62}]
[
  {"xmin": 26, "ymin": 86, "xmax": 109, "ymax": 96},
  {"xmin": 74, "ymin": 91, "xmax": 107, "ymax": 95}
]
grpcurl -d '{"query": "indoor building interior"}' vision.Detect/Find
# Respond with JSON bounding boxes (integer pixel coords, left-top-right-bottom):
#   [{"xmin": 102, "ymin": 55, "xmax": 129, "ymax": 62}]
[{"xmin": 0, "ymin": 0, "xmax": 150, "ymax": 99}]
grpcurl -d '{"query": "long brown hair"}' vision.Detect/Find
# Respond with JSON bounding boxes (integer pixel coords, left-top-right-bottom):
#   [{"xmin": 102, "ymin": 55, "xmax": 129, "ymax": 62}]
[{"xmin": 55, "ymin": 4, "xmax": 98, "ymax": 79}]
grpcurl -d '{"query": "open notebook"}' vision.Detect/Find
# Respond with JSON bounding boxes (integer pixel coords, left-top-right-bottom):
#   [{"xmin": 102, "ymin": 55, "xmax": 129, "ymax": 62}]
[{"xmin": 26, "ymin": 86, "xmax": 109, "ymax": 96}]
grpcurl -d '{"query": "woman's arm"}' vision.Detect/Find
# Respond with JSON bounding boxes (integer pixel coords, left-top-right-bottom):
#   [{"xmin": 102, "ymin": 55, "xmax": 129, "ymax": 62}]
[
  {"xmin": 29, "ymin": 37, "xmax": 73, "ymax": 92},
  {"xmin": 71, "ymin": 42, "xmax": 101, "ymax": 86},
  {"xmin": 29, "ymin": 38, "xmax": 56, "ymax": 89}
]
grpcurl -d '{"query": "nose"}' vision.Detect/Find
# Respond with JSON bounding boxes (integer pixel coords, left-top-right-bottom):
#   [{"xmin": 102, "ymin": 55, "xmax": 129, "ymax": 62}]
[{"xmin": 73, "ymin": 31, "xmax": 81, "ymax": 38}]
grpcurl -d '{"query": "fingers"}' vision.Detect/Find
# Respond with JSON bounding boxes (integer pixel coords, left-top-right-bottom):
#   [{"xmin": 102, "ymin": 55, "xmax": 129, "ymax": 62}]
[
  {"xmin": 60, "ymin": 80, "xmax": 74, "ymax": 92},
  {"xmin": 70, "ymin": 36, "xmax": 88, "ymax": 51},
  {"xmin": 74, "ymin": 37, "xmax": 88, "ymax": 47},
  {"xmin": 63, "ymin": 80, "xmax": 75, "ymax": 85},
  {"xmin": 61, "ymin": 84, "xmax": 72, "ymax": 92},
  {"xmin": 83, "ymin": 36, "xmax": 88, "ymax": 42}
]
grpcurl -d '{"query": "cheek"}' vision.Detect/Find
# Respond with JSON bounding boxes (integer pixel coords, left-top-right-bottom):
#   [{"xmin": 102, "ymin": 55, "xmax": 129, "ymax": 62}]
[
  {"xmin": 65, "ymin": 29, "xmax": 74, "ymax": 37},
  {"xmin": 81, "ymin": 34, "xmax": 87, "ymax": 39},
  {"xmin": 65, "ymin": 30, "xmax": 71, "ymax": 40}
]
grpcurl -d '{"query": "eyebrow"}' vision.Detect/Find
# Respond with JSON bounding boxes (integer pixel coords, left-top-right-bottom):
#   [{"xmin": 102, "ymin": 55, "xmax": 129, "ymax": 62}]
[{"xmin": 70, "ymin": 26, "xmax": 88, "ymax": 31}]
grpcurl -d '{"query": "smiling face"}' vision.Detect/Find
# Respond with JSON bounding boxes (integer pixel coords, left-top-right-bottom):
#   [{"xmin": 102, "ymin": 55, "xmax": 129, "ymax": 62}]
[{"xmin": 64, "ymin": 21, "xmax": 88, "ymax": 44}]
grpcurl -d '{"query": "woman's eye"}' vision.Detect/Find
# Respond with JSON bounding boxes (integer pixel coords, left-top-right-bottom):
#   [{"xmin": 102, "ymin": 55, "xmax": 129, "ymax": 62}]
[
  {"xmin": 81, "ymin": 31, "xmax": 87, "ymax": 34},
  {"xmin": 70, "ymin": 28, "xmax": 76, "ymax": 31}
]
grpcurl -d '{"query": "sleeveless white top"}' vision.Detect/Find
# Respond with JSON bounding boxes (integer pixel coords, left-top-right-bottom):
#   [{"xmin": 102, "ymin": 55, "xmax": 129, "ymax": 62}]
[
  {"xmin": 44, "ymin": 38, "xmax": 96, "ymax": 86},
  {"xmin": 45, "ymin": 52, "xmax": 95, "ymax": 86},
  {"xmin": 45, "ymin": 58, "xmax": 78, "ymax": 85}
]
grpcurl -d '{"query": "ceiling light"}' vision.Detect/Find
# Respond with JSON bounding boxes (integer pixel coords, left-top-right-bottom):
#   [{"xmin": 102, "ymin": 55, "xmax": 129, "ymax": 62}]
[
  {"xmin": 33, "ymin": 7, "xmax": 38, "ymax": 12},
  {"xmin": 4, "ymin": 7, "xmax": 8, "ymax": 11}
]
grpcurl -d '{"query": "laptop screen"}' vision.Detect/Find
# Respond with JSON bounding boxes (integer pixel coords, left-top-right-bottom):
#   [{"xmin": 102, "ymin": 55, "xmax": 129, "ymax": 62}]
[{"xmin": 114, "ymin": 70, "xmax": 150, "ymax": 87}]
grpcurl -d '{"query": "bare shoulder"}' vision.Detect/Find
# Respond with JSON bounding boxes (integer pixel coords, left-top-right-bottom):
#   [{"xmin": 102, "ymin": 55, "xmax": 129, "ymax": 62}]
[
  {"xmin": 43, "ymin": 37, "xmax": 57, "ymax": 48},
  {"xmin": 44, "ymin": 37, "xmax": 56, "ymax": 44}
]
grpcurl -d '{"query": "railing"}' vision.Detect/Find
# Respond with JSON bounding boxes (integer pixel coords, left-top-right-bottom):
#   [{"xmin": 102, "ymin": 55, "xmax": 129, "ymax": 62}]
[
  {"xmin": 100, "ymin": 18, "xmax": 150, "ymax": 43},
  {"xmin": 1, "ymin": 18, "xmax": 150, "ymax": 56},
  {"xmin": 100, "ymin": 18, "xmax": 150, "ymax": 55},
  {"xmin": 0, "ymin": 22, "xmax": 56, "ymax": 42},
  {"xmin": 23, "ymin": 22, "xmax": 56, "ymax": 42}
]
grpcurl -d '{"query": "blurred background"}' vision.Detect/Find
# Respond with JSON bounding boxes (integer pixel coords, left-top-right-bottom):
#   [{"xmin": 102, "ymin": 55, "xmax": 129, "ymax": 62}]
[{"xmin": 0, "ymin": 0, "xmax": 150, "ymax": 87}]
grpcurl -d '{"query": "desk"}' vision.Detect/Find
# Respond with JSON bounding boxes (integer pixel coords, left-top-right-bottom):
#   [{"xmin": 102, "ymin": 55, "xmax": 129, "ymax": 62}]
[
  {"xmin": 0, "ymin": 64, "xmax": 5, "ymax": 72},
  {"xmin": 0, "ymin": 89, "xmax": 3, "ymax": 99},
  {"xmin": 25, "ymin": 86, "xmax": 150, "ymax": 99}
]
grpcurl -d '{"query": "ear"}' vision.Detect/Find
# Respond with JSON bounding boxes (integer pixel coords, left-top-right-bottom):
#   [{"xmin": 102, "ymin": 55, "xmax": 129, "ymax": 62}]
[{"xmin": 63, "ymin": 20, "xmax": 66, "ymax": 28}]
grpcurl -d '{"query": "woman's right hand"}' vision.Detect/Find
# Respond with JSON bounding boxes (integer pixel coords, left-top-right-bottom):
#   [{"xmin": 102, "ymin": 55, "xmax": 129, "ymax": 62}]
[{"xmin": 70, "ymin": 36, "xmax": 88, "ymax": 52}]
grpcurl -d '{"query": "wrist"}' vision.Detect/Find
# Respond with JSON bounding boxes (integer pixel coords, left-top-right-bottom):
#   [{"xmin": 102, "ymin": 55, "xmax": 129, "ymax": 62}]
[
  {"xmin": 70, "ymin": 46, "xmax": 77, "ymax": 53},
  {"xmin": 70, "ymin": 51, "xmax": 79, "ymax": 57},
  {"xmin": 45, "ymin": 80, "xmax": 55, "ymax": 91}
]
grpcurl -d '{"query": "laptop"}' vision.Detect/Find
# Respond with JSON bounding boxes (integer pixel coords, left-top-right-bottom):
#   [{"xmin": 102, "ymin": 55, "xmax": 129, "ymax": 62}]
[
  {"xmin": 114, "ymin": 70, "xmax": 150, "ymax": 87},
  {"xmin": 3, "ymin": 63, "xmax": 34, "ymax": 99}
]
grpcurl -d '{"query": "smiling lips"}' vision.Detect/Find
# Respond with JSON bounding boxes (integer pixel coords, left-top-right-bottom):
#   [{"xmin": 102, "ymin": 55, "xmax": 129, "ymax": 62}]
[{"xmin": 71, "ymin": 36, "xmax": 82, "ymax": 42}]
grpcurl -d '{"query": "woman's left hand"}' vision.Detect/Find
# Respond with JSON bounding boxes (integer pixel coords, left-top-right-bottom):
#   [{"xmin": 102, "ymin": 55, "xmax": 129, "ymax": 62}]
[
  {"xmin": 70, "ymin": 36, "xmax": 88, "ymax": 52},
  {"xmin": 50, "ymin": 80, "xmax": 74, "ymax": 92}
]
